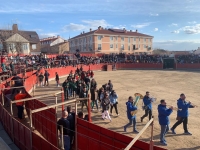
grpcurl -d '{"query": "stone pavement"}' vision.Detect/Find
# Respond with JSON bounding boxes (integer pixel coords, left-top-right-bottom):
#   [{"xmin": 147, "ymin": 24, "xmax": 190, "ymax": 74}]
[{"xmin": 0, "ymin": 122, "xmax": 19, "ymax": 150}]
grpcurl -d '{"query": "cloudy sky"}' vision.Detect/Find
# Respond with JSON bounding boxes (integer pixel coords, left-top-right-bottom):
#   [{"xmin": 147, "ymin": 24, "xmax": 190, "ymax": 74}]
[{"xmin": 0, "ymin": 0, "xmax": 200, "ymax": 50}]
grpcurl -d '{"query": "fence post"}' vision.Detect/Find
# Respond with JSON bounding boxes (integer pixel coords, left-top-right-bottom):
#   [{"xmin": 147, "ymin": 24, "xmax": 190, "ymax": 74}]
[
  {"xmin": 1, "ymin": 89, "xmax": 4, "ymax": 106},
  {"xmin": 61, "ymin": 88, "xmax": 64, "ymax": 111},
  {"xmin": 60, "ymin": 125, "xmax": 64, "ymax": 150},
  {"xmin": 32, "ymin": 84, "xmax": 35, "ymax": 97},
  {"xmin": 55, "ymin": 96, "xmax": 58, "ymax": 113},
  {"xmin": 87, "ymin": 94, "xmax": 91, "ymax": 123},
  {"xmin": 149, "ymin": 116, "xmax": 154, "ymax": 150},
  {"xmin": 75, "ymin": 101, "xmax": 78, "ymax": 150}
]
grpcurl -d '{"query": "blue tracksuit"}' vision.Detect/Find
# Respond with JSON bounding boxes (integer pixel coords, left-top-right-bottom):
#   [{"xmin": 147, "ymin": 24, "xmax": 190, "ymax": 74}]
[
  {"xmin": 126, "ymin": 101, "xmax": 137, "ymax": 119},
  {"xmin": 143, "ymin": 96, "xmax": 152, "ymax": 110},
  {"xmin": 177, "ymin": 98, "xmax": 194, "ymax": 117},
  {"xmin": 158, "ymin": 104, "xmax": 173, "ymax": 125}
]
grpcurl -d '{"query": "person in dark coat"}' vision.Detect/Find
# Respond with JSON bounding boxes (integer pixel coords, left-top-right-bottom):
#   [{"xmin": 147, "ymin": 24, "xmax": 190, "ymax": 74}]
[
  {"xmin": 79, "ymin": 87, "xmax": 88, "ymax": 111},
  {"xmin": 108, "ymin": 80, "xmax": 113, "ymax": 92},
  {"xmin": 171, "ymin": 93, "xmax": 195, "ymax": 135},
  {"xmin": 44, "ymin": 70, "xmax": 50, "ymax": 86},
  {"xmin": 101, "ymin": 92, "xmax": 111, "ymax": 122},
  {"xmin": 158, "ymin": 99, "xmax": 173, "ymax": 146}
]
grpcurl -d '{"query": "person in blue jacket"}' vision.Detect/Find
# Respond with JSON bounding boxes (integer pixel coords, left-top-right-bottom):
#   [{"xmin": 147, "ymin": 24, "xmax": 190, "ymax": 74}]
[
  {"xmin": 124, "ymin": 96, "xmax": 139, "ymax": 133},
  {"xmin": 141, "ymin": 91, "xmax": 153, "ymax": 122},
  {"xmin": 171, "ymin": 93, "xmax": 195, "ymax": 135},
  {"xmin": 158, "ymin": 99, "xmax": 173, "ymax": 146}
]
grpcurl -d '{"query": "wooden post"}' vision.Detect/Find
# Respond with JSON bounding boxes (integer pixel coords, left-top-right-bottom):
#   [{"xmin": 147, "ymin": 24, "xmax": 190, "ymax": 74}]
[
  {"xmin": 87, "ymin": 94, "xmax": 91, "ymax": 122},
  {"xmin": 60, "ymin": 125, "xmax": 64, "ymax": 150},
  {"xmin": 10, "ymin": 101, "xmax": 13, "ymax": 115},
  {"xmin": 149, "ymin": 116, "xmax": 154, "ymax": 150},
  {"xmin": 75, "ymin": 101, "xmax": 78, "ymax": 150},
  {"xmin": 32, "ymin": 84, "xmax": 35, "ymax": 97},
  {"xmin": 55, "ymin": 96, "xmax": 58, "ymax": 113},
  {"xmin": 30, "ymin": 110, "xmax": 33, "ymax": 128},
  {"xmin": 61, "ymin": 88, "xmax": 64, "ymax": 111},
  {"xmin": 1, "ymin": 89, "xmax": 4, "ymax": 106}
]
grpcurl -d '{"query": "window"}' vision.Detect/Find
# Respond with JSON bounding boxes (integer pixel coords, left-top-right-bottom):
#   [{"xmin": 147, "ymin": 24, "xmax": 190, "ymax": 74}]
[
  {"xmin": 149, "ymin": 39, "xmax": 151, "ymax": 42},
  {"xmin": 110, "ymin": 44, "xmax": 113, "ymax": 48},
  {"xmin": 22, "ymin": 44, "xmax": 28, "ymax": 50},
  {"xmin": 128, "ymin": 45, "xmax": 130, "ymax": 50},
  {"xmin": 121, "ymin": 37, "xmax": 124, "ymax": 41},
  {"xmin": 32, "ymin": 44, "xmax": 36, "ymax": 50},
  {"xmin": 133, "ymin": 45, "xmax": 136, "ymax": 50},
  {"xmin": 115, "ymin": 37, "xmax": 118, "ymax": 41},
  {"xmin": 116, "ymin": 44, "xmax": 117, "ymax": 48},
  {"xmin": 110, "ymin": 36, "xmax": 113, "ymax": 41},
  {"xmin": 98, "ymin": 36, "xmax": 102, "ymax": 40},
  {"xmin": 128, "ymin": 37, "xmax": 130, "ymax": 43},
  {"xmin": 139, "ymin": 38, "xmax": 140, "ymax": 41},
  {"xmin": 133, "ymin": 38, "xmax": 136, "ymax": 41},
  {"xmin": 144, "ymin": 38, "xmax": 146, "ymax": 42},
  {"xmin": 138, "ymin": 45, "xmax": 140, "ymax": 48},
  {"xmin": 144, "ymin": 45, "xmax": 146, "ymax": 48},
  {"xmin": 121, "ymin": 44, "xmax": 124, "ymax": 50},
  {"xmin": 98, "ymin": 44, "xmax": 101, "ymax": 50}
]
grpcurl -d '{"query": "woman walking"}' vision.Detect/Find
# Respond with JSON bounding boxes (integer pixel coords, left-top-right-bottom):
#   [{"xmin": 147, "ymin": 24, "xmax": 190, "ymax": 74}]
[
  {"xmin": 102, "ymin": 92, "xmax": 111, "ymax": 122},
  {"xmin": 110, "ymin": 90, "xmax": 119, "ymax": 116}
]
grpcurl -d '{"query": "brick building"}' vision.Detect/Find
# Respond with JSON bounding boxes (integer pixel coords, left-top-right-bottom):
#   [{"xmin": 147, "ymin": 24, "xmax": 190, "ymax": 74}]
[
  {"xmin": 40, "ymin": 35, "xmax": 69, "ymax": 54},
  {"xmin": 0, "ymin": 24, "xmax": 40, "ymax": 55},
  {"xmin": 69, "ymin": 26, "xmax": 153, "ymax": 54}
]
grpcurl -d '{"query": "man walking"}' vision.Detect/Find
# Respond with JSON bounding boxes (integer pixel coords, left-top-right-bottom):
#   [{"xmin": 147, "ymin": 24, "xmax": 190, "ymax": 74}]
[
  {"xmin": 124, "ymin": 96, "xmax": 139, "ymax": 133},
  {"xmin": 57, "ymin": 110, "xmax": 71, "ymax": 150},
  {"xmin": 141, "ymin": 91, "xmax": 153, "ymax": 122},
  {"xmin": 171, "ymin": 93, "xmax": 195, "ymax": 135},
  {"xmin": 62, "ymin": 79, "xmax": 69, "ymax": 100},
  {"xmin": 158, "ymin": 99, "xmax": 173, "ymax": 146}
]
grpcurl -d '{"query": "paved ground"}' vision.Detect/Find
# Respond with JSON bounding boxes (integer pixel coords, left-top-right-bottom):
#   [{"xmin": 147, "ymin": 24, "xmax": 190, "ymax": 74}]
[
  {"xmin": 33, "ymin": 70, "xmax": 200, "ymax": 150},
  {"xmin": 0, "ymin": 122, "xmax": 19, "ymax": 150}
]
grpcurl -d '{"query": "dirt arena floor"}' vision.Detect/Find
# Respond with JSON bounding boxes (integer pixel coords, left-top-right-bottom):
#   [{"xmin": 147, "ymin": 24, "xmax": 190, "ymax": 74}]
[{"xmin": 34, "ymin": 70, "xmax": 200, "ymax": 150}]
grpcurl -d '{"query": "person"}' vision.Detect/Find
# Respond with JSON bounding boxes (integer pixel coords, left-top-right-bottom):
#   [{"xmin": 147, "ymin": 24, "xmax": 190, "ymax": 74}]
[
  {"xmin": 66, "ymin": 106, "xmax": 75, "ymax": 148},
  {"xmin": 124, "ymin": 96, "xmax": 139, "ymax": 133},
  {"xmin": 102, "ymin": 92, "xmax": 111, "ymax": 122},
  {"xmin": 109, "ymin": 90, "xmax": 119, "ymax": 116},
  {"xmin": 15, "ymin": 89, "xmax": 28, "ymax": 120},
  {"xmin": 90, "ymin": 70, "xmax": 94, "ymax": 78},
  {"xmin": 38, "ymin": 72, "xmax": 44, "ymax": 87},
  {"xmin": 44, "ymin": 70, "xmax": 50, "ymax": 86},
  {"xmin": 55, "ymin": 72, "xmax": 60, "ymax": 87},
  {"xmin": 79, "ymin": 87, "xmax": 88, "ymax": 111},
  {"xmin": 62, "ymin": 79, "xmax": 69, "ymax": 100},
  {"xmin": 78, "ymin": 111, "xmax": 84, "ymax": 119},
  {"xmin": 141, "ymin": 91, "xmax": 153, "ymax": 122},
  {"xmin": 158, "ymin": 99, "xmax": 173, "ymax": 146},
  {"xmin": 57, "ymin": 110, "xmax": 71, "ymax": 150},
  {"xmin": 91, "ymin": 88, "xmax": 99, "ymax": 111},
  {"xmin": 171, "ymin": 93, "xmax": 195, "ymax": 135},
  {"xmin": 90, "ymin": 78, "xmax": 97, "ymax": 93},
  {"xmin": 108, "ymin": 80, "xmax": 113, "ymax": 92}
]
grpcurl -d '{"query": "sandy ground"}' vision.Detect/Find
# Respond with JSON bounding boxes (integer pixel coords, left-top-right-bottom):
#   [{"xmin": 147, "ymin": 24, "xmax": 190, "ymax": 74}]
[{"xmin": 34, "ymin": 70, "xmax": 200, "ymax": 150}]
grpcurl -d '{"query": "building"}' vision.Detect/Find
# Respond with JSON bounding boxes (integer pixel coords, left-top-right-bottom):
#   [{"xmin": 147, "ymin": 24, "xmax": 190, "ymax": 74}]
[
  {"xmin": 40, "ymin": 36, "xmax": 69, "ymax": 54},
  {"xmin": 0, "ymin": 24, "xmax": 40, "ymax": 55},
  {"xmin": 69, "ymin": 26, "xmax": 153, "ymax": 54}
]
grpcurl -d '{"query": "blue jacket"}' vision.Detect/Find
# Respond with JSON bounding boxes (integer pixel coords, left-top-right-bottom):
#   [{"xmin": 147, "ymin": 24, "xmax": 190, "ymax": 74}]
[
  {"xmin": 143, "ymin": 96, "xmax": 152, "ymax": 110},
  {"xmin": 109, "ymin": 94, "xmax": 118, "ymax": 104},
  {"xmin": 126, "ymin": 101, "xmax": 137, "ymax": 120},
  {"xmin": 158, "ymin": 104, "xmax": 173, "ymax": 125},
  {"xmin": 177, "ymin": 98, "xmax": 194, "ymax": 117}
]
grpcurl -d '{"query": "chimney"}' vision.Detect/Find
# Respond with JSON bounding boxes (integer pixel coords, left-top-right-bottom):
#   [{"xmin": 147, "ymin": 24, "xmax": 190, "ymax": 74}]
[
  {"xmin": 98, "ymin": 26, "xmax": 102, "ymax": 30},
  {"xmin": 12, "ymin": 24, "xmax": 18, "ymax": 33},
  {"xmin": 130, "ymin": 30, "xmax": 132, "ymax": 32},
  {"xmin": 83, "ymin": 31, "xmax": 85, "ymax": 34},
  {"xmin": 136, "ymin": 29, "xmax": 138, "ymax": 33},
  {"xmin": 90, "ymin": 28, "xmax": 92, "ymax": 32},
  {"xmin": 57, "ymin": 35, "xmax": 60, "ymax": 38}
]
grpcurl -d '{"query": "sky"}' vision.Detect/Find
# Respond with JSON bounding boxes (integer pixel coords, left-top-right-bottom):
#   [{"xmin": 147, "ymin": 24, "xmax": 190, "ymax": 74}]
[{"xmin": 0, "ymin": 0, "xmax": 200, "ymax": 51}]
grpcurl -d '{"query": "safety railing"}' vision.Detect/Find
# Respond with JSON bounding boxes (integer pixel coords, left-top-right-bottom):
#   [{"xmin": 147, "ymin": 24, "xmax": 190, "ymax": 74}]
[{"xmin": 124, "ymin": 117, "xmax": 154, "ymax": 150}]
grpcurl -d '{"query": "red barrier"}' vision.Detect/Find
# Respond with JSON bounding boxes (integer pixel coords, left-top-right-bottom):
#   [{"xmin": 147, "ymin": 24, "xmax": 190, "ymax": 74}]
[
  {"xmin": 116, "ymin": 63, "xmax": 163, "ymax": 70},
  {"xmin": 77, "ymin": 118, "xmax": 166, "ymax": 150},
  {"xmin": 176, "ymin": 63, "xmax": 200, "ymax": 69}
]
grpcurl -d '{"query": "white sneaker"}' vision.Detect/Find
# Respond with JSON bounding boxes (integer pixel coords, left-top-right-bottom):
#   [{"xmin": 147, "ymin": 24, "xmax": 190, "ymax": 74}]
[{"xmin": 117, "ymin": 114, "xmax": 120, "ymax": 116}]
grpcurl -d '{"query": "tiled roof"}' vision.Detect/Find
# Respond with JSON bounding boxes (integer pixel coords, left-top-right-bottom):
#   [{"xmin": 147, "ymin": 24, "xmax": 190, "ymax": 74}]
[
  {"xmin": 0, "ymin": 29, "xmax": 40, "ymax": 43},
  {"xmin": 70, "ymin": 28, "xmax": 153, "ymax": 40},
  {"xmin": 95, "ymin": 28, "xmax": 153, "ymax": 37}
]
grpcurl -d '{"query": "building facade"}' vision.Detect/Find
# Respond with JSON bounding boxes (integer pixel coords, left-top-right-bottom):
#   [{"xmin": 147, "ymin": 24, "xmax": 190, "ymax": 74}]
[
  {"xmin": 40, "ymin": 36, "xmax": 69, "ymax": 54},
  {"xmin": 0, "ymin": 24, "xmax": 40, "ymax": 55},
  {"xmin": 69, "ymin": 27, "xmax": 153, "ymax": 54}
]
